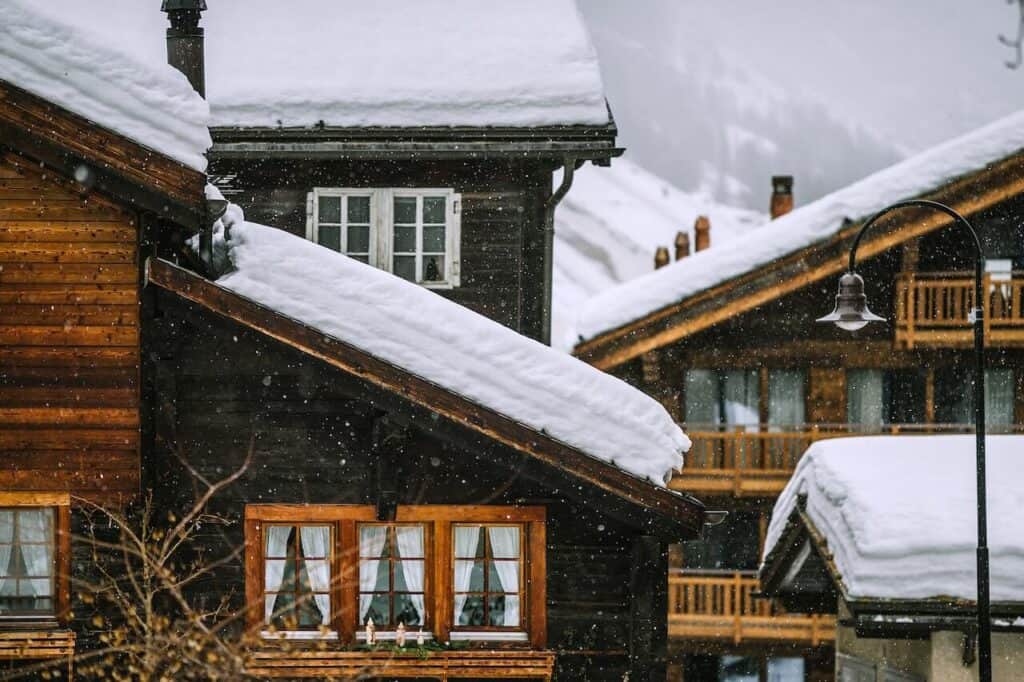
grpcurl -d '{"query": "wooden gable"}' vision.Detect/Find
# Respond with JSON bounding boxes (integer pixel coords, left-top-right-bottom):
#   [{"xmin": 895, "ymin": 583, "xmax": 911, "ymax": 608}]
[
  {"xmin": 575, "ymin": 150, "xmax": 1024, "ymax": 370},
  {"xmin": 145, "ymin": 257, "xmax": 706, "ymax": 538}
]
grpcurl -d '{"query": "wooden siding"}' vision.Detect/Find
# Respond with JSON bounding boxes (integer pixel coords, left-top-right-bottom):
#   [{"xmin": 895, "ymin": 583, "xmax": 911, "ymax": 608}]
[
  {"xmin": 0, "ymin": 153, "xmax": 139, "ymax": 501},
  {"xmin": 143, "ymin": 292, "xmax": 670, "ymax": 681}
]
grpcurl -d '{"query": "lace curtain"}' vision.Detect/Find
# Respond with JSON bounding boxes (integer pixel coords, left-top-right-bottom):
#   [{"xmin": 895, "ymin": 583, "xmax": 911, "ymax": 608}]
[
  {"xmin": 487, "ymin": 527, "xmax": 520, "ymax": 627},
  {"xmin": 299, "ymin": 526, "xmax": 331, "ymax": 624}
]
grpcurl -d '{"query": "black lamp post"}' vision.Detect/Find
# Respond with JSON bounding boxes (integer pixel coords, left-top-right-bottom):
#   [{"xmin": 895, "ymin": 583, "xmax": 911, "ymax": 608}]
[{"xmin": 818, "ymin": 198, "xmax": 991, "ymax": 682}]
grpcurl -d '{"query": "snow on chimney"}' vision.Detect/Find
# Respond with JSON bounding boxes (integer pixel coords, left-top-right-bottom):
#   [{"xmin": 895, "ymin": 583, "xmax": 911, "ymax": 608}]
[
  {"xmin": 694, "ymin": 215, "xmax": 711, "ymax": 252},
  {"xmin": 654, "ymin": 246, "xmax": 670, "ymax": 269},
  {"xmin": 674, "ymin": 231, "xmax": 690, "ymax": 261},
  {"xmin": 770, "ymin": 175, "xmax": 794, "ymax": 219},
  {"xmin": 162, "ymin": 0, "xmax": 207, "ymax": 97}
]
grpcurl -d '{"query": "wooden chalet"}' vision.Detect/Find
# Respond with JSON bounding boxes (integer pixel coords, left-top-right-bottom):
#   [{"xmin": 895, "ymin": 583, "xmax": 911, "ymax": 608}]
[
  {"xmin": 0, "ymin": 2, "xmax": 709, "ymax": 680},
  {"xmin": 572, "ymin": 117, "xmax": 1024, "ymax": 679}
]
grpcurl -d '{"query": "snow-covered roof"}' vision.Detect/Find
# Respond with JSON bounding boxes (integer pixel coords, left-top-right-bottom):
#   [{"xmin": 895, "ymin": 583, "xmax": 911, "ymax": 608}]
[
  {"xmin": 211, "ymin": 204, "xmax": 688, "ymax": 486},
  {"xmin": 764, "ymin": 435, "xmax": 1024, "ymax": 603},
  {"xmin": 576, "ymin": 109, "xmax": 1024, "ymax": 343},
  {"xmin": 553, "ymin": 158, "xmax": 766, "ymax": 349},
  {"xmin": 204, "ymin": 0, "xmax": 608, "ymax": 129},
  {"xmin": 0, "ymin": 0, "xmax": 211, "ymax": 171}
]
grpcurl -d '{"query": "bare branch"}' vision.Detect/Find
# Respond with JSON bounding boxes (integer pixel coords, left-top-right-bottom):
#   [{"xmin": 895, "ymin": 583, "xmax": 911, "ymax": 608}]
[{"xmin": 999, "ymin": 0, "xmax": 1024, "ymax": 69}]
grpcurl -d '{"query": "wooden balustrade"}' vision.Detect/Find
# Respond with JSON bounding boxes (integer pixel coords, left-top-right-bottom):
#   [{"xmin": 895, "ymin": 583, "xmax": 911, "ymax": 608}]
[
  {"xmin": 895, "ymin": 271, "xmax": 1024, "ymax": 348},
  {"xmin": 668, "ymin": 570, "xmax": 833, "ymax": 647},
  {"xmin": 672, "ymin": 423, "xmax": 1024, "ymax": 497}
]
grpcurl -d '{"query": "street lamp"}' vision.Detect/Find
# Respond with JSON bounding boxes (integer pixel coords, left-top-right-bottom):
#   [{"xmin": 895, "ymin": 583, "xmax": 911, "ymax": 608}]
[{"xmin": 817, "ymin": 198, "xmax": 992, "ymax": 682}]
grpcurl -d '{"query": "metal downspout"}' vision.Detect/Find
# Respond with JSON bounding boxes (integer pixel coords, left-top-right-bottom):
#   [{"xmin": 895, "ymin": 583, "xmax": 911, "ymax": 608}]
[{"xmin": 541, "ymin": 157, "xmax": 577, "ymax": 345}]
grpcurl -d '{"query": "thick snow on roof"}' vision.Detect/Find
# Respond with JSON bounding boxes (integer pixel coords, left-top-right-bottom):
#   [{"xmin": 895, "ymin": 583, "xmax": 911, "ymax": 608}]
[
  {"xmin": 576, "ymin": 109, "xmax": 1024, "ymax": 343},
  {"xmin": 764, "ymin": 435, "xmax": 1024, "ymax": 603},
  {"xmin": 553, "ymin": 158, "xmax": 766, "ymax": 349},
  {"xmin": 203, "ymin": 0, "xmax": 608, "ymax": 128},
  {"xmin": 213, "ymin": 205, "xmax": 688, "ymax": 486},
  {"xmin": 0, "ymin": 0, "xmax": 210, "ymax": 171}
]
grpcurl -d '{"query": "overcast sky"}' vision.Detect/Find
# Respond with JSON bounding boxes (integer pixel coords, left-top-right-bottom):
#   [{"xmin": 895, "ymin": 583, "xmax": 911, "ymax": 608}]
[{"xmin": 579, "ymin": 0, "xmax": 1024, "ymax": 209}]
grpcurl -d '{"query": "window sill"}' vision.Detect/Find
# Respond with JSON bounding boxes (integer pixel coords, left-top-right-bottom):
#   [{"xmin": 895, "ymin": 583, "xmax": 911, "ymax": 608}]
[
  {"xmin": 259, "ymin": 630, "xmax": 339, "ymax": 641},
  {"xmin": 450, "ymin": 631, "xmax": 529, "ymax": 642},
  {"xmin": 357, "ymin": 631, "xmax": 435, "ymax": 642}
]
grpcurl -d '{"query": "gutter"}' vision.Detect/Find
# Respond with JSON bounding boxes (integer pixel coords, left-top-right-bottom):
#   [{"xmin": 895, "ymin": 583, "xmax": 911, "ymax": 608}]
[{"xmin": 541, "ymin": 158, "xmax": 577, "ymax": 345}]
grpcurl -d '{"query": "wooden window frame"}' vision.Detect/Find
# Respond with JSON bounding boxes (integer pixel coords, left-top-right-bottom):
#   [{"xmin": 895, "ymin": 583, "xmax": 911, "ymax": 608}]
[
  {"xmin": 355, "ymin": 522, "xmax": 432, "ymax": 634},
  {"xmin": 262, "ymin": 522, "xmax": 335, "ymax": 633},
  {"xmin": 0, "ymin": 493, "xmax": 71, "ymax": 627},
  {"xmin": 450, "ymin": 522, "xmax": 526, "ymax": 634},
  {"xmin": 245, "ymin": 505, "xmax": 545, "ymax": 648},
  {"xmin": 306, "ymin": 188, "xmax": 462, "ymax": 288}
]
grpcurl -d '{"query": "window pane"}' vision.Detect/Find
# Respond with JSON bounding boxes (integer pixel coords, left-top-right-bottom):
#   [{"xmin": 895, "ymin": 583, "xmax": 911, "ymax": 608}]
[
  {"xmin": 685, "ymin": 370, "xmax": 719, "ymax": 424},
  {"xmin": 393, "ymin": 225, "xmax": 416, "ymax": 253},
  {"xmin": 318, "ymin": 225, "xmax": 341, "ymax": 252},
  {"xmin": 488, "ymin": 527, "xmax": 520, "ymax": 558},
  {"xmin": 454, "ymin": 527, "xmax": 484, "ymax": 558},
  {"xmin": 847, "ymin": 369, "xmax": 884, "ymax": 427},
  {"xmin": 23, "ymin": 578, "xmax": 51, "ymax": 598},
  {"xmin": 350, "ymin": 254, "xmax": 370, "ymax": 264},
  {"xmin": 489, "ymin": 561, "xmax": 519, "ymax": 593},
  {"xmin": 18, "ymin": 509, "xmax": 52, "ymax": 544},
  {"xmin": 454, "ymin": 560, "xmax": 485, "ymax": 591},
  {"xmin": 347, "ymin": 225, "xmax": 370, "ymax": 254},
  {"xmin": 723, "ymin": 370, "xmax": 760, "ymax": 426},
  {"xmin": 393, "ymin": 256, "xmax": 415, "ymax": 282},
  {"xmin": 360, "ymin": 559, "xmax": 390, "ymax": 593},
  {"xmin": 423, "ymin": 225, "xmax": 445, "ymax": 253},
  {"xmin": 265, "ymin": 559, "xmax": 288, "ymax": 593},
  {"xmin": 768, "ymin": 370, "xmax": 805, "ymax": 427},
  {"xmin": 423, "ymin": 196, "xmax": 446, "ymax": 223},
  {"xmin": 362, "ymin": 594, "xmax": 391, "ymax": 626},
  {"xmin": 423, "ymin": 255, "xmax": 444, "ymax": 282},
  {"xmin": 266, "ymin": 526, "xmax": 293, "ymax": 558},
  {"xmin": 986, "ymin": 368, "xmax": 1015, "ymax": 426},
  {"xmin": 0, "ymin": 511, "xmax": 12, "ymax": 544},
  {"xmin": 488, "ymin": 594, "xmax": 519, "ymax": 627},
  {"xmin": 395, "ymin": 526, "xmax": 424, "ymax": 558},
  {"xmin": 318, "ymin": 196, "xmax": 341, "ymax": 223},
  {"xmin": 394, "ymin": 593, "xmax": 423, "ymax": 626},
  {"xmin": 457, "ymin": 596, "xmax": 485, "ymax": 626},
  {"xmin": 394, "ymin": 197, "xmax": 417, "ymax": 224},
  {"xmin": 347, "ymin": 196, "xmax": 371, "ymax": 223}
]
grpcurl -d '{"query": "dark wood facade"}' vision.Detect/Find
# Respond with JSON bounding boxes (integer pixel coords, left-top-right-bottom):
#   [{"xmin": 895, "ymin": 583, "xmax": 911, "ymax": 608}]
[{"xmin": 574, "ymin": 154, "xmax": 1024, "ymax": 680}]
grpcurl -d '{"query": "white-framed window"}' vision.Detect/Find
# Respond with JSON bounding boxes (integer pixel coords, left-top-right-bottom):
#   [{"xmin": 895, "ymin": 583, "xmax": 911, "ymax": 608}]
[{"xmin": 306, "ymin": 188, "xmax": 461, "ymax": 288}]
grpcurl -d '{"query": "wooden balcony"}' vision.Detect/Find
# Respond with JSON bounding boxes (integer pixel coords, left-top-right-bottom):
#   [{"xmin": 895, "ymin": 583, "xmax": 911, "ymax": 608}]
[
  {"xmin": 668, "ymin": 570, "xmax": 834, "ymax": 648},
  {"xmin": 672, "ymin": 423, "xmax": 1024, "ymax": 498},
  {"xmin": 895, "ymin": 271, "xmax": 1024, "ymax": 348}
]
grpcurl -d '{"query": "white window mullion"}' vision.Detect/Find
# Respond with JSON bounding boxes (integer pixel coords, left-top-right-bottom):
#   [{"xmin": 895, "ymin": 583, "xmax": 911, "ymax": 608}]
[{"xmin": 415, "ymin": 195, "xmax": 424, "ymax": 283}]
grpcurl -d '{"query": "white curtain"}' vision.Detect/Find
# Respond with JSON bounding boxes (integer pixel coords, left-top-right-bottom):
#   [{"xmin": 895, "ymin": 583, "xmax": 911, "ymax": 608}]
[
  {"xmin": 300, "ymin": 526, "xmax": 331, "ymax": 624},
  {"xmin": 722, "ymin": 370, "xmax": 759, "ymax": 428},
  {"xmin": 847, "ymin": 369, "xmax": 884, "ymax": 428},
  {"xmin": 768, "ymin": 370, "xmax": 806, "ymax": 428},
  {"xmin": 453, "ymin": 526, "xmax": 481, "ymax": 625},
  {"xmin": 359, "ymin": 526, "xmax": 388, "ymax": 623},
  {"xmin": 684, "ymin": 370, "xmax": 719, "ymax": 424},
  {"xmin": 395, "ymin": 526, "xmax": 425, "ymax": 625},
  {"xmin": 487, "ymin": 527, "xmax": 521, "ymax": 627},
  {"xmin": 0, "ymin": 512, "xmax": 13, "ymax": 598},
  {"xmin": 18, "ymin": 510, "xmax": 52, "ymax": 601},
  {"xmin": 985, "ymin": 369, "xmax": 1015, "ymax": 427},
  {"xmin": 264, "ymin": 526, "xmax": 291, "ymax": 622}
]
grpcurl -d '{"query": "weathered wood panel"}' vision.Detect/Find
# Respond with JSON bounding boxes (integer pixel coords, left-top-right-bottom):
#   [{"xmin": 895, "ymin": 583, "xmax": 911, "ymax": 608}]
[{"xmin": 0, "ymin": 152, "xmax": 140, "ymax": 500}]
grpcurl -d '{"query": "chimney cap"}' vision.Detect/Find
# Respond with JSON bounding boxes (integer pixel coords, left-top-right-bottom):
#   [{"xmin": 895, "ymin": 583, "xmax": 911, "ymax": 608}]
[
  {"xmin": 161, "ymin": 0, "xmax": 207, "ymax": 11},
  {"xmin": 771, "ymin": 175, "xmax": 794, "ymax": 194}
]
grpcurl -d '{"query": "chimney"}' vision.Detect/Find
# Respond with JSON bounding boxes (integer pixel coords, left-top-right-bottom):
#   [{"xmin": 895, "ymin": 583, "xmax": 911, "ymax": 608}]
[
  {"xmin": 694, "ymin": 215, "xmax": 711, "ymax": 252},
  {"xmin": 770, "ymin": 175, "xmax": 794, "ymax": 219},
  {"xmin": 674, "ymin": 231, "xmax": 690, "ymax": 261},
  {"xmin": 162, "ymin": 0, "xmax": 207, "ymax": 97},
  {"xmin": 654, "ymin": 247, "xmax": 670, "ymax": 269}
]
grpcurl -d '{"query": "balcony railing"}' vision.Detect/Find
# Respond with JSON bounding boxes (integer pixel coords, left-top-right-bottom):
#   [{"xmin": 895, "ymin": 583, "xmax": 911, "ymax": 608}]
[
  {"xmin": 895, "ymin": 271, "xmax": 1024, "ymax": 348},
  {"xmin": 668, "ymin": 570, "xmax": 834, "ymax": 647},
  {"xmin": 672, "ymin": 423, "xmax": 1024, "ymax": 497}
]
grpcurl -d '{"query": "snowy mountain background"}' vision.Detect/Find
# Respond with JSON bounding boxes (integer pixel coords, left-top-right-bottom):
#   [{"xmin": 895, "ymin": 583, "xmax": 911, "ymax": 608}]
[{"xmin": 578, "ymin": 0, "xmax": 1024, "ymax": 211}]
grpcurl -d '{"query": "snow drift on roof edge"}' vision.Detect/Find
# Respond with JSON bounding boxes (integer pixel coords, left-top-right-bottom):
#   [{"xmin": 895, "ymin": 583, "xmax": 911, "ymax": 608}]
[
  {"xmin": 0, "ymin": 0, "xmax": 210, "ymax": 171},
  {"xmin": 576, "ymin": 108, "xmax": 1024, "ymax": 343},
  {"xmin": 211, "ymin": 204, "xmax": 689, "ymax": 486},
  {"xmin": 763, "ymin": 435, "xmax": 1024, "ymax": 602}
]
